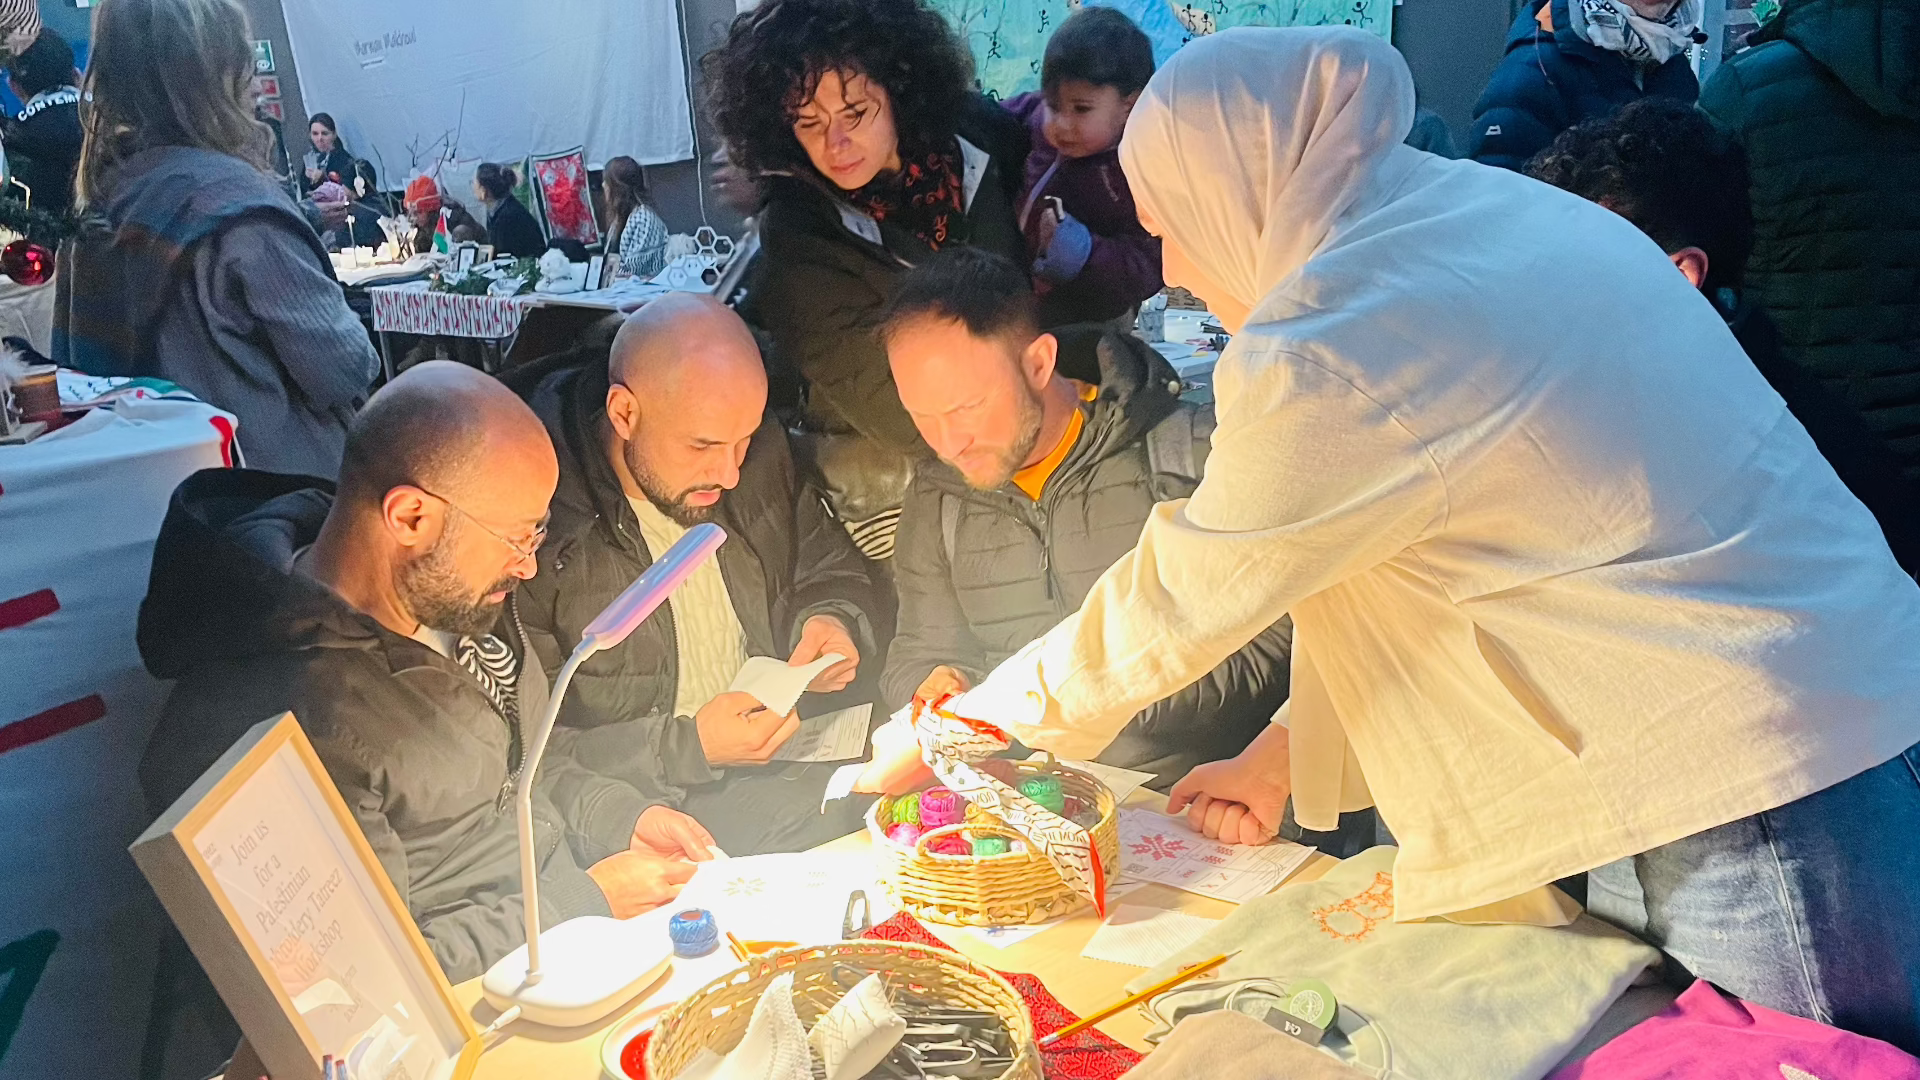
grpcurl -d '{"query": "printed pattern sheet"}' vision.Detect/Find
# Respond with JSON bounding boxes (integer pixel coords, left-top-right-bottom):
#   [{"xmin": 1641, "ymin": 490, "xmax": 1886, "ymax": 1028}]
[{"xmin": 1116, "ymin": 809, "xmax": 1314, "ymax": 904}]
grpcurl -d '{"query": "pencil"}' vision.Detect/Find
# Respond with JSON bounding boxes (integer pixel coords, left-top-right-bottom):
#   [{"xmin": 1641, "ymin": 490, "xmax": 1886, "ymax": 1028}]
[
  {"xmin": 1037, "ymin": 951, "xmax": 1239, "ymax": 1048},
  {"xmin": 725, "ymin": 930, "xmax": 749, "ymax": 962}
]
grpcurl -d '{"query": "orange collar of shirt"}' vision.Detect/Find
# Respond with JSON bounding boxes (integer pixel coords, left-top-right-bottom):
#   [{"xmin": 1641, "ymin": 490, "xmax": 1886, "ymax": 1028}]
[{"xmin": 1011, "ymin": 380, "xmax": 1098, "ymax": 500}]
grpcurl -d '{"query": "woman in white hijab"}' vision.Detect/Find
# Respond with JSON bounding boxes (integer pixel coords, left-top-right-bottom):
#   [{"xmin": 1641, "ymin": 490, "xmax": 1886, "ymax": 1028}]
[{"xmin": 862, "ymin": 26, "xmax": 1920, "ymax": 1046}]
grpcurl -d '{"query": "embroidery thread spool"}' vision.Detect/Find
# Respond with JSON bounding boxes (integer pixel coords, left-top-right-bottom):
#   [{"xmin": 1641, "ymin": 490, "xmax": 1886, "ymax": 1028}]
[
  {"xmin": 889, "ymin": 797, "xmax": 922, "ymax": 826},
  {"xmin": 971, "ymin": 836, "xmax": 1011, "ymax": 857},
  {"xmin": 885, "ymin": 822, "xmax": 925, "ymax": 848},
  {"xmin": 919, "ymin": 787, "xmax": 964, "ymax": 829},
  {"xmin": 1019, "ymin": 774, "xmax": 1067, "ymax": 817},
  {"xmin": 928, "ymin": 834, "xmax": 972, "ymax": 856},
  {"xmin": 667, "ymin": 908, "xmax": 720, "ymax": 958}
]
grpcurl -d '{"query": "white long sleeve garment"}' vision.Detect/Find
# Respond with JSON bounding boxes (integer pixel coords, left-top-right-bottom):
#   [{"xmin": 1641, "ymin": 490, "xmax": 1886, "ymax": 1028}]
[{"xmin": 958, "ymin": 29, "xmax": 1920, "ymax": 921}]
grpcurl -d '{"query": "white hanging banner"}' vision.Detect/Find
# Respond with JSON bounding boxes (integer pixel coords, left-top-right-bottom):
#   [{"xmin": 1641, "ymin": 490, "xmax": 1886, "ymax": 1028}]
[{"xmin": 278, "ymin": 0, "xmax": 694, "ymax": 177}]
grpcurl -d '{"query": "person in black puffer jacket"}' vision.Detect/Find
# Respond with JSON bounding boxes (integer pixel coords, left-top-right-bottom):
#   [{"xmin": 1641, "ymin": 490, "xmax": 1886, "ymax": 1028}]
[
  {"xmin": 878, "ymin": 249, "xmax": 1292, "ymax": 791},
  {"xmin": 1468, "ymin": 0, "xmax": 1702, "ymax": 171},
  {"xmin": 703, "ymin": 0, "xmax": 1029, "ymax": 561},
  {"xmin": 1699, "ymin": 0, "xmax": 1920, "ymax": 481},
  {"xmin": 514, "ymin": 297, "xmax": 890, "ymax": 854}
]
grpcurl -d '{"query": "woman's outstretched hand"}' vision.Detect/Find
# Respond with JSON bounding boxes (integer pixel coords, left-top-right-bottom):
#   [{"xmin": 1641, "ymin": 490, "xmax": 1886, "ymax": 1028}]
[
  {"xmin": 1165, "ymin": 723, "xmax": 1293, "ymax": 846},
  {"xmin": 852, "ymin": 714, "xmax": 934, "ymax": 795}
]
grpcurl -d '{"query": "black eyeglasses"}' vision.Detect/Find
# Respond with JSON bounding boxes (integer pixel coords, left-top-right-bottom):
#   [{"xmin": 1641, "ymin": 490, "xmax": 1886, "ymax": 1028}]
[{"xmin": 413, "ymin": 486, "xmax": 549, "ymax": 561}]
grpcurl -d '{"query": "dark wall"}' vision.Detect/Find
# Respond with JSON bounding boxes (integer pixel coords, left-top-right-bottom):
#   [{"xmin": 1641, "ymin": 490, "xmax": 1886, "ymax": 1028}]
[
  {"xmin": 235, "ymin": 0, "xmax": 309, "ymax": 140},
  {"xmin": 1393, "ymin": 0, "xmax": 1517, "ymax": 149}
]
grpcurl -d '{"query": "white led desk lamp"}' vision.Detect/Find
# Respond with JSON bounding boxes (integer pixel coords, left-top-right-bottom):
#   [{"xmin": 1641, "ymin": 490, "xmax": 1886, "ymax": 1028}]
[{"xmin": 481, "ymin": 522, "xmax": 727, "ymax": 1027}]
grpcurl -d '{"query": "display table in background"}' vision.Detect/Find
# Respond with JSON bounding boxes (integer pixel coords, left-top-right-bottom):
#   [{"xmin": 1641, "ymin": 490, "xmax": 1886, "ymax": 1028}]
[
  {"xmin": 366, "ymin": 278, "xmax": 672, "ymax": 378},
  {"xmin": 0, "ymin": 390, "xmax": 235, "ymax": 1079}
]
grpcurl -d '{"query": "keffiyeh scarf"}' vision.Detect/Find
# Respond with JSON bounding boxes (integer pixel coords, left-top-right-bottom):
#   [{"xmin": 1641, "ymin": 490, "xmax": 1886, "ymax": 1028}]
[
  {"xmin": 1568, "ymin": 0, "xmax": 1703, "ymax": 64},
  {"xmin": 911, "ymin": 697, "xmax": 1108, "ymax": 915}
]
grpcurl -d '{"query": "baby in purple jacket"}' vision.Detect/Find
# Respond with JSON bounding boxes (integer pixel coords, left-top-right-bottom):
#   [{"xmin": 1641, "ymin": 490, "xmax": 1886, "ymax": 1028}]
[{"xmin": 1004, "ymin": 6, "xmax": 1163, "ymax": 328}]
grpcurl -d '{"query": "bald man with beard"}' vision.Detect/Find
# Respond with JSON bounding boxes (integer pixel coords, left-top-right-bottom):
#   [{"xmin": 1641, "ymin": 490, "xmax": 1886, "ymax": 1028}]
[
  {"xmin": 517, "ymin": 295, "xmax": 887, "ymax": 855},
  {"xmin": 136, "ymin": 363, "xmax": 715, "ymax": 1079}
]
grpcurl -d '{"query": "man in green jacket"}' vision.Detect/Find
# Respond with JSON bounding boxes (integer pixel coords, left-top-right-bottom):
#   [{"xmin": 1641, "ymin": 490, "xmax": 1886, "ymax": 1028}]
[
  {"xmin": 878, "ymin": 248, "xmax": 1292, "ymax": 790},
  {"xmin": 1698, "ymin": 0, "xmax": 1920, "ymax": 479}
]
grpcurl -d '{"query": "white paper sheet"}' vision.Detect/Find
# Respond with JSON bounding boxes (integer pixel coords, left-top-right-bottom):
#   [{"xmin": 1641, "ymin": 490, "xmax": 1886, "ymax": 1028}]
[
  {"xmin": 1031, "ymin": 754, "xmax": 1156, "ymax": 806},
  {"xmin": 772, "ymin": 703, "xmax": 872, "ymax": 763},
  {"xmin": 1080, "ymin": 905, "xmax": 1221, "ymax": 968},
  {"xmin": 729, "ymin": 653, "xmax": 845, "ymax": 716},
  {"xmin": 1117, "ymin": 809, "xmax": 1315, "ymax": 904},
  {"xmin": 822, "ymin": 763, "xmax": 866, "ymax": 811},
  {"xmin": 673, "ymin": 852, "xmax": 895, "ymax": 948}
]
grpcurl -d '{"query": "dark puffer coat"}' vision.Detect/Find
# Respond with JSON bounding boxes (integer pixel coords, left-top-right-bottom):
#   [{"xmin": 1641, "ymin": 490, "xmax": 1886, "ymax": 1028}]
[
  {"xmin": 881, "ymin": 333, "xmax": 1292, "ymax": 789},
  {"xmin": 1468, "ymin": 0, "xmax": 1699, "ymax": 172},
  {"xmin": 1698, "ymin": 0, "xmax": 1920, "ymax": 478},
  {"xmin": 515, "ymin": 352, "xmax": 886, "ymax": 811}
]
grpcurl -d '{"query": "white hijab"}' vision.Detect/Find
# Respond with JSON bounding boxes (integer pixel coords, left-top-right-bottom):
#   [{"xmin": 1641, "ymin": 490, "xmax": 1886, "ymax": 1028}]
[{"xmin": 1118, "ymin": 27, "xmax": 1416, "ymax": 313}]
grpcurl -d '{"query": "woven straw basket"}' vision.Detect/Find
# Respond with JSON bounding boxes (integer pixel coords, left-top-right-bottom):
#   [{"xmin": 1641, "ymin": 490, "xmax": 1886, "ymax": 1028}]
[
  {"xmin": 646, "ymin": 940, "xmax": 1041, "ymax": 1080},
  {"xmin": 868, "ymin": 757, "xmax": 1119, "ymax": 926}
]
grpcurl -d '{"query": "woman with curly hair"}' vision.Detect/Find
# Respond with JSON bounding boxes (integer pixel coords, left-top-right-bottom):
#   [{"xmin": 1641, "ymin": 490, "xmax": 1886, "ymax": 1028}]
[{"xmin": 703, "ymin": 0, "xmax": 1028, "ymax": 559}]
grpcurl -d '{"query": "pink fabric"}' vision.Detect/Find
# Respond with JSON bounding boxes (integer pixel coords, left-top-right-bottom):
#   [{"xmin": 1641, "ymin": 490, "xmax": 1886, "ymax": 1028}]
[{"xmin": 1551, "ymin": 980, "xmax": 1920, "ymax": 1080}]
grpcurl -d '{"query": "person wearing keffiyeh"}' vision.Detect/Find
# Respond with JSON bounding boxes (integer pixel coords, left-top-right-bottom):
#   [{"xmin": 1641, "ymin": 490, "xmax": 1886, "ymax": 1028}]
[{"xmin": 1466, "ymin": 0, "xmax": 1702, "ymax": 172}]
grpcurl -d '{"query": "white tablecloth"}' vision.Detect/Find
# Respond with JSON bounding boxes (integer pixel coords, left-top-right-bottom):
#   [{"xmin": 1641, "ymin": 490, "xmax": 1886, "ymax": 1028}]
[{"xmin": 0, "ymin": 395, "xmax": 235, "ymax": 1079}]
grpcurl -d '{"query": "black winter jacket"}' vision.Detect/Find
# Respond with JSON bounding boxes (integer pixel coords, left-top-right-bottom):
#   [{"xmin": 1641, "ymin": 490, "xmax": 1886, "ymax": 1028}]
[
  {"xmin": 1724, "ymin": 293, "xmax": 1920, "ymax": 573},
  {"xmin": 137, "ymin": 470, "xmax": 657, "ymax": 984},
  {"xmin": 1698, "ymin": 0, "xmax": 1920, "ymax": 478},
  {"xmin": 1468, "ymin": 0, "xmax": 1699, "ymax": 171},
  {"xmin": 881, "ymin": 334, "xmax": 1292, "ymax": 789},
  {"xmin": 743, "ymin": 94, "xmax": 1029, "ymax": 525},
  {"xmin": 486, "ymin": 192, "xmax": 547, "ymax": 259},
  {"xmin": 515, "ymin": 355, "xmax": 887, "ymax": 803}
]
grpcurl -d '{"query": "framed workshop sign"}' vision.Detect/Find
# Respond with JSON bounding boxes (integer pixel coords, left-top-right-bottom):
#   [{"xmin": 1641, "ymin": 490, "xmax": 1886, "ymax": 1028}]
[{"xmin": 131, "ymin": 714, "xmax": 480, "ymax": 1080}]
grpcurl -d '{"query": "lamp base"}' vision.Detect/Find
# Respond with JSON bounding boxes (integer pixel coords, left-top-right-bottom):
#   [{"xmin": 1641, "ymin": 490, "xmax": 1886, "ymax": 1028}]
[{"xmin": 481, "ymin": 914, "xmax": 674, "ymax": 1029}]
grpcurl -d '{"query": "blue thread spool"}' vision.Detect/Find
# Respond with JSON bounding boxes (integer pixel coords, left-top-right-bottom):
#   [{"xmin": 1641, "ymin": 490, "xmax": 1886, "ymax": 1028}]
[{"xmin": 668, "ymin": 908, "xmax": 720, "ymax": 958}]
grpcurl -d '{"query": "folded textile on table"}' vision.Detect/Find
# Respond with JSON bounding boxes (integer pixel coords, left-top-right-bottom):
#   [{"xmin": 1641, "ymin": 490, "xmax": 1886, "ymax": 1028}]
[
  {"xmin": 1548, "ymin": 978, "xmax": 1920, "ymax": 1079},
  {"xmin": 868, "ymin": 912, "xmax": 1142, "ymax": 1080},
  {"xmin": 1129, "ymin": 847, "xmax": 1660, "ymax": 1080},
  {"xmin": 1121, "ymin": 1009, "xmax": 1371, "ymax": 1080}
]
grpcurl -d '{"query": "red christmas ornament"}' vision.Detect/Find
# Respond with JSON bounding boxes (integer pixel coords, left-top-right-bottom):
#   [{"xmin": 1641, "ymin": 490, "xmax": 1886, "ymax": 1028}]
[{"xmin": 1, "ymin": 240, "xmax": 54, "ymax": 286}]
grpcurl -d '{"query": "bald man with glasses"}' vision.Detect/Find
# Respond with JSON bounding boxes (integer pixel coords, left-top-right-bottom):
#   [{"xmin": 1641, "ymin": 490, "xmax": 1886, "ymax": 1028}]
[{"xmin": 136, "ymin": 363, "xmax": 716, "ymax": 1080}]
